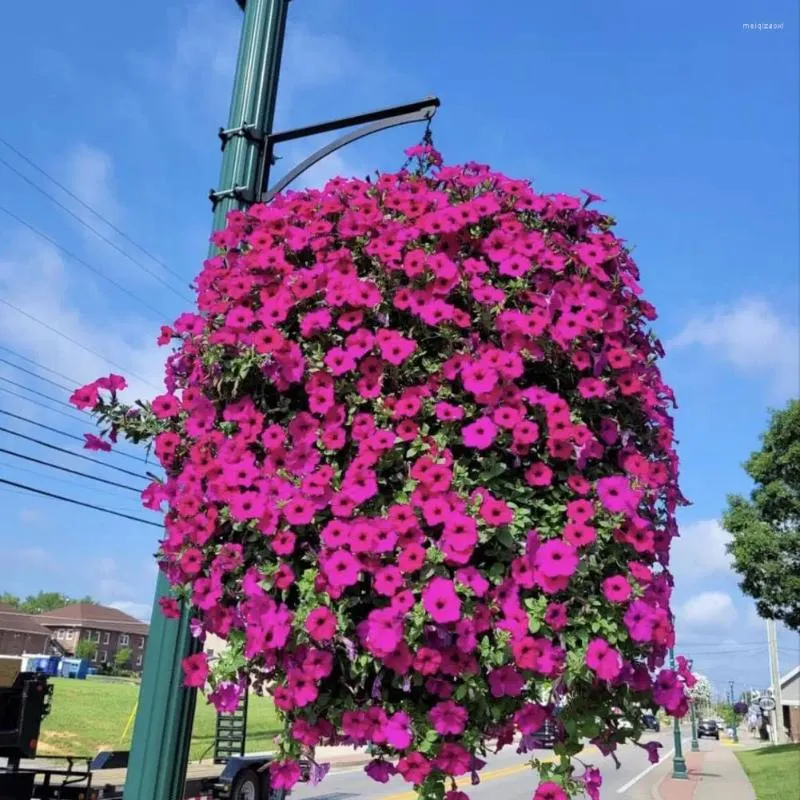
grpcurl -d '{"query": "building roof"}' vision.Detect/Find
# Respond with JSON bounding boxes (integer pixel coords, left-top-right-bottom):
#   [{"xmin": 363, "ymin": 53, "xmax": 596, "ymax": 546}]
[
  {"xmin": 780, "ymin": 665, "xmax": 800, "ymax": 688},
  {"xmin": 0, "ymin": 604, "xmax": 53, "ymax": 637},
  {"xmin": 37, "ymin": 603, "xmax": 149, "ymax": 636}
]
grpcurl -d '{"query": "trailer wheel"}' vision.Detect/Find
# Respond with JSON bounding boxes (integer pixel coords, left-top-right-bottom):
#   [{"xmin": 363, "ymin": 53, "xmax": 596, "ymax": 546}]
[{"xmin": 231, "ymin": 768, "xmax": 264, "ymax": 800}]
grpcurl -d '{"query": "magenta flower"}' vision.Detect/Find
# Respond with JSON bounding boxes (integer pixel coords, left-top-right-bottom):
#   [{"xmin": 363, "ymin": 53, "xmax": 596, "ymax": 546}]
[
  {"xmin": 268, "ymin": 760, "xmax": 302, "ymax": 790},
  {"xmin": 602, "ymin": 575, "xmax": 632, "ymax": 604},
  {"xmin": 423, "ymin": 577, "xmax": 462, "ymax": 624},
  {"xmin": 533, "ymin": 781, "xmax": 568, "ymax": 800},
  {"xmin": 585, "ymin": 638, "xmax": 623, "ymax": 681},
  {"xmin": 461, "ymin": 417, "xmax": 499, "ymax": 449},
  {"xmin": 429, "ymin": 700, "xmax": 468, "ymax": 735},
  {"xmin": 535, "ymin": 539, "xmax": 579, "ymax": 579}
]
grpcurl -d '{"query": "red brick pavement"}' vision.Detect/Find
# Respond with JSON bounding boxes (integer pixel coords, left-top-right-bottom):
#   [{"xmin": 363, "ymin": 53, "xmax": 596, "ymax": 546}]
[{"xmin": 656, "ymin": 751, "xmax": 706, "ymax": 800}]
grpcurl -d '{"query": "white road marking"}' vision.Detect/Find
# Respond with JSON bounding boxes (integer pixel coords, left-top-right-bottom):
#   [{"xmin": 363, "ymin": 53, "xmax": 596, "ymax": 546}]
[{"xmin": 616, "ymin": 738, "xmax": 690, "ymax": 794}]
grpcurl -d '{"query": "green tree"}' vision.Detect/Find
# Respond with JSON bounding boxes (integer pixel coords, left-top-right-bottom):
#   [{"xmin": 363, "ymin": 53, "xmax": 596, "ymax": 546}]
[
  {"xmin": 75, "ymin": 639, "xmax": 97, "ymax": 661},
  {"xmin": 723, "ymin": 399, "xmax": 800, "ymax": 631},
  {"xmin": 0, "ymin": 592, "xmax": 20, "ymax": 607},
  {"xmin": 18, "ymin": 592, "xmax": 96, "ymax": 614},
  {"xmin": 114, "ymin": 647, "xmax": 133, "ymax": 671}
]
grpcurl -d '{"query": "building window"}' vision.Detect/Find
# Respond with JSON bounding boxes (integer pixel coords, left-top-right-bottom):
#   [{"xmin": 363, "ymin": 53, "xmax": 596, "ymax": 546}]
[
  {"xmin": 56, "ymin": 629, "xmax": 65, "ymax": 640},
  {"xmin": 100, "ymin": 651, "xmax": 107, "ymax": 663},
  {"xmin": 119, "ymin": 634, "xmax": 130, "ymax": 646},
  {"xmin": 103, "ymin": 632, "xmax": 110, "ymax": 644},
  {"xmin": 92, "ymin": 631, "xmax": 101, "ymax": 642},
  {"xmin": 136, "ymin": 655, "xmax": 142, "ymax": 667},
  {"xmin": 85, "ymin": 630, "xmax": 93, "ymax": 640},
  {"xmin": 138, "ymin": 637, "xmax": 145, "ymax": 649}
]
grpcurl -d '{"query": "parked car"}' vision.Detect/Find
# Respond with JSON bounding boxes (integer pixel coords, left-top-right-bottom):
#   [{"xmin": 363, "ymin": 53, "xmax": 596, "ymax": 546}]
[
  {"xmin": 642, "ymin": 713, "xmax": 661, "ymax": 732},
  {"xmin": 697, "ymin": 719, "xmax": 720, "ymax": 739}
]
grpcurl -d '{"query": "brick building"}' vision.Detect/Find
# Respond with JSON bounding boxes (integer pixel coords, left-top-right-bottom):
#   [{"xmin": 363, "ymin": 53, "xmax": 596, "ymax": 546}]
[
  {"xmin": 37, "ymin": 603, "xmax": 149, "ymax": 671},
  {"xmin": 0, "ymin": 603, "xmax": 54, "ymax": 657}
]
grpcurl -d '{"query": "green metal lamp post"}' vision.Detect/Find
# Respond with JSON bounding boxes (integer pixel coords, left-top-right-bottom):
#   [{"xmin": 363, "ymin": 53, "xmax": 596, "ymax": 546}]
[
  {"xmin": 670, "ymin": 649, "xmax": 689, "ymax": 780},
  {"xmin": 123, "ymin": 2, "xmax": 289, "ymax": 798},
  {"xmin": 690, "ymin": 701, "xmax": 700, "ymax": 752}
]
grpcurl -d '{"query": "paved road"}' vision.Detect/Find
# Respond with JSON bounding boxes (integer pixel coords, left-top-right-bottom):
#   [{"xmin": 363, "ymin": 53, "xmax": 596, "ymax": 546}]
[{"xmin": 291, "ymin": 729, "xmax": 679, "ymax": 800}]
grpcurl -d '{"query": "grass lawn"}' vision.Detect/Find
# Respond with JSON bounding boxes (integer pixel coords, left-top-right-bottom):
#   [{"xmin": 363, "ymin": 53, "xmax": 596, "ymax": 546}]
[
  {"xmin": 736, "ymin": 744, "xmax": 800, "ymax": 800},
  {"xmin": 38, "ymin": 677, "xmax": 282, "ymax": 762}
]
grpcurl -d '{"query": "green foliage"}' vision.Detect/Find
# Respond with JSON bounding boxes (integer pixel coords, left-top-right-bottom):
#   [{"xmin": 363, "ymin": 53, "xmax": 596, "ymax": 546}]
[
  {"xmin": 114, "ymin": 647, "xmax": 133, "ymax": 669},
  {"xmin": 75, "ymin": 639, "xmax": 97, "ymax": 660},
  {"xmin": 0, "ymin": 591, "xmax": 96, "ymax": 614},
  {"xmin": 723, "ymin": 399, "xmax": 800, "ymax": 630}
]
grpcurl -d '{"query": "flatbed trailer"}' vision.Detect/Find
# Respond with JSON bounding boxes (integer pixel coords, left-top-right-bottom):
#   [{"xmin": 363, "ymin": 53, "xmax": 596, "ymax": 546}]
[{"xmin": 0, "ymin": 670, "xmax": 293, "ymax": 800}]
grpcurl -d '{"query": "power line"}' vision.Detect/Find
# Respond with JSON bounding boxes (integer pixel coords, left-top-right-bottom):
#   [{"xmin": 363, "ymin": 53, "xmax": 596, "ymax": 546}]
[
  {"xmin": 0, "ymin": 409, "xmax": 151, "ymax": 465},
  {"xmin": 0, "ymin": 136, "xmax": 189, "ymax": 288},
  {"xmin": 0, "ymin": 355, "xmax": 74, "ymax": 392},
  {"xmin": 0, "ymin": 375, "xmax": 88, "ymax": 413},
  {"xmin": 0, "ymin": 447, "xmax": 143, "ymax": 493},
  {"xmin": 0, "ymin": 458, "xmax": 149, "ymax": 509},
  {"xmin": 0, "ymin": 204, "xmax": 173, "ymax": 320},
  {"xmin": 0, "ymin": 152, "xmax": 192, "ymax": 303},
  {"xmin": 0, "ymin": 344, "xmax": 82, "ymax": 387},
  {"xmin": 0, "ymin": 296, "xmax": 161, "ymax": 390},
  {"xmin": 0, "ymin": 477, "xmax": 161, "ymax": 528},
  {"xmin": 0, "ymin": 386, "xmax": 91, "ymax": 425},
  {"xmin": 0, "ymin": 425, "xmax": 150, "ymax": 480}
]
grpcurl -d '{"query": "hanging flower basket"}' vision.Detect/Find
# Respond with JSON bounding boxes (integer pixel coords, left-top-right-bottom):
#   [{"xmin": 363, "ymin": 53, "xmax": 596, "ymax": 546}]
[{"xmin": 74, "ymin": 144, "xmax": 692, "ymax": 799}]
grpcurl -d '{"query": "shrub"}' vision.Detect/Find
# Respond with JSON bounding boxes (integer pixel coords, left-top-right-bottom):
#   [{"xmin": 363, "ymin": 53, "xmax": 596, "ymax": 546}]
[{"xmin": 74, "ymin": 145, "xmax": 692, "ymax": 799}]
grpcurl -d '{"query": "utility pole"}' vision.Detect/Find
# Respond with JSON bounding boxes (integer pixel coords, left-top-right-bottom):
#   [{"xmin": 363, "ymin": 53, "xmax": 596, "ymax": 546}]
[
  {"xmin": 123, "ymin": 2, "xmax": 289, "ymax": 798},
  {"xmin": 767, "ymin": 618, "xmax": 786, "ymax": 744}
]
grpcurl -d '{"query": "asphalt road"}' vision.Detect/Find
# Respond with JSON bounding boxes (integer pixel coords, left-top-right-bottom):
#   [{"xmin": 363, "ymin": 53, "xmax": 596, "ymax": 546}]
[{"xmin": 290, "ymin": 729, "xmax": 679, "ymax": 800}]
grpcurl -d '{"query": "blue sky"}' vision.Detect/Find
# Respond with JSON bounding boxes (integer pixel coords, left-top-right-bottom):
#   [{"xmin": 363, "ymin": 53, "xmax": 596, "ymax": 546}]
[{"xmin": 0, "ymin": 0, "xmax": 797, "ymax": 698}]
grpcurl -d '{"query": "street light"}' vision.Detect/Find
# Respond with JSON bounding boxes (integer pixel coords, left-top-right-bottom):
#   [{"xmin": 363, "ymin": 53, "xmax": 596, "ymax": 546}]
[
  {"xmin": 687, "ymin": 659, "xmax": 699, "ymax": 752},
  {"xmin": 670, "ymin": 649, "xmax": 689, "ymax": 779}
]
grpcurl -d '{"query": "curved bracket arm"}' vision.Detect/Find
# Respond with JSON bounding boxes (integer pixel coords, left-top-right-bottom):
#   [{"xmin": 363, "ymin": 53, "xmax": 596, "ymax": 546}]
[{"xmin": 261, "ymin": 101, "xmax": 439, "ymax": 203}]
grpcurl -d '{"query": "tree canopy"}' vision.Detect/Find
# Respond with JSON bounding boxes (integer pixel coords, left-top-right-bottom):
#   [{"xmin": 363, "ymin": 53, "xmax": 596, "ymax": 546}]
[
  {"xmin": 723, "ymin": 399, "xmax": 800, "ymax": 631},
  {"xmin": 0, "ymin": 591, "xmax": 96, "ymax": 614}
]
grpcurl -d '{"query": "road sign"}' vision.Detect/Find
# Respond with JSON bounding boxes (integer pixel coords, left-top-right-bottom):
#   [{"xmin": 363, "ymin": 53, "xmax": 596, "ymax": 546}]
[{"xmin": 759, "ymin": 696, "xmax": 777, "ymax": 712}]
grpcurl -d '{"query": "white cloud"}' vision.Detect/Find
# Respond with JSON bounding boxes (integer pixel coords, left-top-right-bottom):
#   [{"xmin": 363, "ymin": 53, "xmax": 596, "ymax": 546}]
[
  {"xmin": 108, "ymin": 600, "xmax": 152, "ymax": 623},
  {"xmin": 18, "ymin": 508, "xmax": 43, "ymax": 526},
  {"xmin": 65, "ymin": 143, "xmax": 121, "ymax": 227},
  {"xmin": 9, "ymin": 547, "xmax": 49, "ymax": 567},
  {"xmin": 165, "ymin": 0, "xmax": 239, "ymax": 103},
  {"xmin": 0, "ymin": 233, "xmax": 166, "ymax": 404},
  {"xmin": 668, "ymin": 297, "xmax": 799, "ymax": 397},
  {"xmin": 670, "ymin": 519, "xmax": 732, "ymax": 582},
  {"xmin": 681, "ymin": 591, "xmax": 738, "ymax": 630}
]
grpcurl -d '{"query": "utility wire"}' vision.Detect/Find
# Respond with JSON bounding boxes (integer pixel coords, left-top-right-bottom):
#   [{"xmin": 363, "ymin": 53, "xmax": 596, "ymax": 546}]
[
  {"xmin": 0, "ymin": 426, "xmax": 150, "ymax": 480},
  {"xmin": 0, "ymin": 447, "xmax": 143, "ymax": 493},
  {"xmin": 0, "ymin": 204, "xmax": 173, "ymax": 320},
  {"xmin": 0, "ymin": 386, "xmax": 90, "ymax": 425},
  {"xmin": 0, "ymin": 375, "xmax": 88, "ymax": 413},
  {"xmin": 0, "ymin": 296, "xmax": 161, "ymax": 390},
  {"xmin": 0, "ymin": 458, "xmax": 149, "ymax": 509},
  {"xmin": 0, "ymin": 477, "xmax": 161, "ymax": 528},
  {"xmin": 0, "ymin": 344, "xmax": 82, "ymax": 387},
  {"xmin": 0, "ymin": 355, "xmax": 74, "ymax": 392},
  {"xmin": 0, "ymin": 136, "xmax": 189, "ymax": 288},
  {"xmin": 0, "ymin": 153, "xmax": 192, "ymax": 303},
  {"xmin": 0, "ymin": 409, "xmax": 152, "ymax": 465}
]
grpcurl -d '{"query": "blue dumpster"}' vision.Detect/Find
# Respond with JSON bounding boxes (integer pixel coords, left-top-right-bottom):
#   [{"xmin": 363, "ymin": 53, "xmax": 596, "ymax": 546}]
[
  {"xmin": 27, "ymin": 655, "xmax": 60, "ymax": 676},
  {"xmin": 60, "ymin": 657, "xmax": 89, "ymax": 679}
]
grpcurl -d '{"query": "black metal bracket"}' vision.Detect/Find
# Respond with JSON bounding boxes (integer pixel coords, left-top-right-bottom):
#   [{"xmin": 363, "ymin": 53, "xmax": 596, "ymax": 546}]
[
  {"xmin": 208, "ymin": 185, "xmax": 256, "ymax": 211},
  {"xmin": 260, "ymin": 96, "xmax": 440, "ymax": 203},
  {"xmin": 218, "ymin": 123, "xmax": 264, "ymax": 151}
]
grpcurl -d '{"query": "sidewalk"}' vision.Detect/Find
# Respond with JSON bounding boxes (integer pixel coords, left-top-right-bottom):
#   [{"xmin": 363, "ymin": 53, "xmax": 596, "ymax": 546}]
[{"xmin": 655, "ymin": 743, "xmax": 755, "ymax": 800}]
